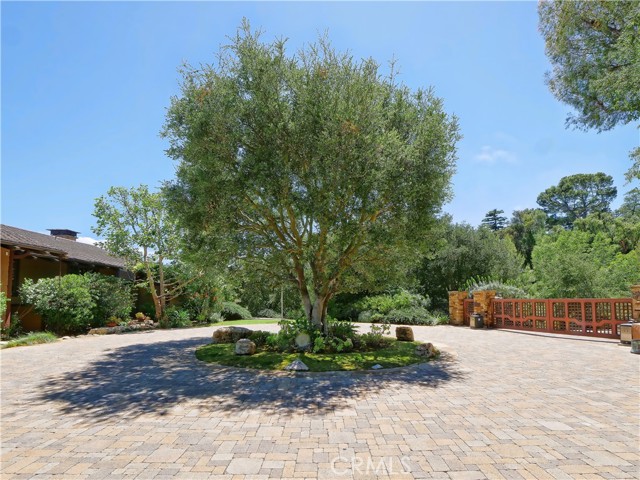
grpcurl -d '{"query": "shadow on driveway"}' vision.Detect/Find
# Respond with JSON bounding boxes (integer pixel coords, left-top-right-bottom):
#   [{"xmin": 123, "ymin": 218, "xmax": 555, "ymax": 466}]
[{"xmin": 38, "ymin": 337, "xmax": 465, "ymax": 421}]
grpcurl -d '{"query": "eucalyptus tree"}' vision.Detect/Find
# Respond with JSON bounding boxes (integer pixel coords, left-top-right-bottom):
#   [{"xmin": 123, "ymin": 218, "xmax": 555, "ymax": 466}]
[{"xmin": 163, "ymin": 23, "xmax": 460, "ymax": 333}]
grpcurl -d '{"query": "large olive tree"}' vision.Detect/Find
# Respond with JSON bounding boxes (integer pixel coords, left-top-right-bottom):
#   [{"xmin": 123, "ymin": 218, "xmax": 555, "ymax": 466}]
[{"xmin": 163, "ymin": 24, "xmax": 460, "ymax": 333}]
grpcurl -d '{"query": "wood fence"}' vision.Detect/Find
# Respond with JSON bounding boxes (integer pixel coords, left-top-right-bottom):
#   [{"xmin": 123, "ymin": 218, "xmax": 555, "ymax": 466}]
[
  {"xmin": 492, "ymin": 298, "xmax": 632, "ymax": 339},
  {"xmin": 449, "ymin": 288, "xmax": 639, "ymax": 339}
]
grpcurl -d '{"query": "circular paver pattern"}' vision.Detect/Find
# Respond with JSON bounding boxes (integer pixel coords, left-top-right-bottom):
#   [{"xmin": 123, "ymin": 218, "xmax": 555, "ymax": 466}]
[{"xmin": 1, "ymin": 324, "xmax": 638, "ymax": 479}]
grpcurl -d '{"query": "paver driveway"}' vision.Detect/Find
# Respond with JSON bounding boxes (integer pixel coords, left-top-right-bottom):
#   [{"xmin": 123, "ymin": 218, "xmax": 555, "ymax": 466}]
[{"xmin": 1, "ymin": 325, "xmax": 639, "ymax": 479}]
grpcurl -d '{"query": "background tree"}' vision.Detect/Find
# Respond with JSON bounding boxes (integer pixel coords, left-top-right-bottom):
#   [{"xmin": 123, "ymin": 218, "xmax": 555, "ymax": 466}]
[
  {"xmin": 416, "ymin": 219, "xmax": 523, "ymax": 310},
  {"xmin": 539, "ymin": 0, "xmax": 640, "ymax": 131},
  {"xmin": 539, "ymin": 1, "xmax": 640, "ymax": 180},
  {"xmin": 481, "ymin": 209, "xmax": 508, "ymax": 231},
  {"xmin": 504, "ymin": 208, "xmax": 547, "ymax": 268},
  {"xmin": 163, "ymin": 24, "xmax": 460, "ymax": 333},
  {"xmin": 536, "ymin": 172, "xmax": 617, "ymax": 228},
  {"xmin": 530, "ymin": 228, "xmax": 640, "ymax": 298},
  {"xmin": 93, "ymin": 185, "xmax": 198, "ymax": 322}
]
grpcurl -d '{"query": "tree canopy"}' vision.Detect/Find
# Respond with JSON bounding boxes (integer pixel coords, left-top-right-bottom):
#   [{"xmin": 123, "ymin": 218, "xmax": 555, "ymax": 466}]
[
  {"xmin": 536, "ymin": 172, "xmax": 617, "ymax": 228},
  {"xmin": 539, "ymin": 0, "xmax": 640, "ymax": 132},
  {"xmin": 93, "ymin": 185, "xmax": 196, "ymax": 321},
  {"xmin": 162, "ymin": 23, "xmax": 460, "ymax": 332},
  {"xmin": 416, "ymin": 219, "xmax": 523, "ymax": 310}
]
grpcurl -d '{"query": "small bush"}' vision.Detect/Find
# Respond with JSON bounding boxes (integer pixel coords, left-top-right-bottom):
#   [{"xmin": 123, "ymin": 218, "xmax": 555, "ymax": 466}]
[
  {"xmin": 385, "ymin": 306, "xmax": 431, "ymax": 325},
  {"xmin": 357, "ymin": 290, "xmax": 431, "ymax": 316},
  {"xmin": 85, "ymin": 273, "xmax": 134, "ymax": 325},
  {"xmin": 3, "ymin": 332, "xmax": 58, "ymax": 348},
  {"xmin": 464, "ymin": 277, "xmax": 529, "ymax": 299},
  {"xmin": 249, "ymin": 330, "xmax": 272, "ymax": 347},
  {"xmin": 220, "ymin": 302, "xmax": 253, "ymax": 320},
  {"xmin": 426, "ymin": 311, "xmax": 449, "ymax": 325},
  {"xmin": 1, "ymin": 313, "xmax": 23, "ymax": 340},
  {"xmin": 165, "ymin": 307, "xmax": 192, "ymax": 328},
  {"xmin": 328, "ymin": 320, "xmax": 358, "ymax": 340},
  {"xmin": 256, "ymin": 308, "xmax": 280, "ymax": 318}
]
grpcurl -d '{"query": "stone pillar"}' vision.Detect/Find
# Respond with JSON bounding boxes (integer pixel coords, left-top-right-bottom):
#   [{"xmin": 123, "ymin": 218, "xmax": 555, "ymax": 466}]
[
  {"xmin": 631, "ymin": 285, "xmax": 640, "ymax": 322},
  {"xmin": 448, "ymin": 291, "xmax": 468, "ymax": 326},
  {"xmin": 473, "ymin": 290, "xmax": 497, "ymax": 327}
]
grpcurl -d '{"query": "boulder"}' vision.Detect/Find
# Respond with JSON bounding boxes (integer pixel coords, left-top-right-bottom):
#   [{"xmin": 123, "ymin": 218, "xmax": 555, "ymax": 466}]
[
  {"xmin": 212, "ymin": 326, "xmax": 252, "ymax": 344},
  {"xmin": 395, "ymin": 326, "xmax": 414, "ymax": 342},
  {"xmin": 295, "ymin": 332, "xmax": 311, "ymax": 350},
  {"xmin": 284, "ymin": 359, "xmax": 309, "ymax": 371},
  {"xmin": 235, "ymin": 338, "xmax": 256, "ymax": 355},
  {"xmin": 415, "ymin": 342, "xmax": 439, "ymax": 358}
]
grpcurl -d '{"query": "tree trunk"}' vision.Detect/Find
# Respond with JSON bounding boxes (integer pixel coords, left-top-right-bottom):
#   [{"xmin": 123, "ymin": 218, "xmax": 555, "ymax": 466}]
[
  {"xmin": 310, "ymin": 294, "xmax": 330, "ymax": 335},
  {"xmin": 147, "ymin": 273, "xmax": 162, "ymax": 322},
  {"xmin": 158, "ymin": 256, "xmax": 166, "ymax": 318}
]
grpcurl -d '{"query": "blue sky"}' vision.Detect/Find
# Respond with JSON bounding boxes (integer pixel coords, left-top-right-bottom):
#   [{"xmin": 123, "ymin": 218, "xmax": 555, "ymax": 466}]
[{"xmin": 2, "ymin": 1, "xmax": 638, "ymax": 242}]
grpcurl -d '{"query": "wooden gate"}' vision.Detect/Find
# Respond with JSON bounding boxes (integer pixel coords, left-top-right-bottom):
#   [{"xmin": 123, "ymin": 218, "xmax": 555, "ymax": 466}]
[{"xmin": 492, "ymin": 298, "xmax": 633, "ymax": 339}]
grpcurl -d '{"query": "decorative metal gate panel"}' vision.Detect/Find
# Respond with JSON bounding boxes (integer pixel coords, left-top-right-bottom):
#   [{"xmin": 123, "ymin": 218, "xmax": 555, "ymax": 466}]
[{"xmin": 493, "ymin": 298, "xmax": 632, "ymax": 339}]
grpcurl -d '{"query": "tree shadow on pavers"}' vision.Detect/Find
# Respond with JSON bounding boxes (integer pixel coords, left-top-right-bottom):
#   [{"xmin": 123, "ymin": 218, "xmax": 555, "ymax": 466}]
[{"xmin": 37, "ymin": 337, "xmax": 466, "ymax": 421}]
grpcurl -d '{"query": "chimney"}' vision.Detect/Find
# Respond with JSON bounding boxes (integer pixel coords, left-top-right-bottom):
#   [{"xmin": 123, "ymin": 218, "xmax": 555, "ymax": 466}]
[{"xmin": 48, "ymin": 229, "xmax": 79, "ymax": 241}]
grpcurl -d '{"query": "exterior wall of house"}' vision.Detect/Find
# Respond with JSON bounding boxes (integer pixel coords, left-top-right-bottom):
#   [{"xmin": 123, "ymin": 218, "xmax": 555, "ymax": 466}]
[{"xmin": 1, "ymin": 247, "xmax": 10, "ymax": 298}]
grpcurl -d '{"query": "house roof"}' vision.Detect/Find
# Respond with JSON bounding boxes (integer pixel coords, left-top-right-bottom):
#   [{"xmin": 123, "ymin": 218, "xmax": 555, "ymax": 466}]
[{"xmin": 0, "ymin": 224, "xmax": 126, "ymax": 269}]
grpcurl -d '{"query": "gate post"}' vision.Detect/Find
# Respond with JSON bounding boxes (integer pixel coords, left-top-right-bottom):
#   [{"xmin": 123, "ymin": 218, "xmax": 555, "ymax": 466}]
[
  {"xmin": 448, "ymin": 291, "xmax": 468, "ymax": 326},
  {"xmin": 631, "ymin": 285, "xmax": 640, "ymax": 322},
  {"xmin": 472, "ymin": 290, "xmax": 496, "ymax": 327}
]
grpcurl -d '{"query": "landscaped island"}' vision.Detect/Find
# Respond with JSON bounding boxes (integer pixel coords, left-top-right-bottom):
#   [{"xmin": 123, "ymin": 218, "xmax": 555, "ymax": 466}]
[{"xmin": 195, "ymin": 320, "xmax": 439, "ymax": 372}]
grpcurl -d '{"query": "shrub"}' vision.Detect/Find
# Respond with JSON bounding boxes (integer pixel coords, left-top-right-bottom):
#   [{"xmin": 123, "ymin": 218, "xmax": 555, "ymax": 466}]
[
  {"xmin": 464, "ymin": 276, "xmax": 529, "ymax": 299},
  {"xmin": 357, "ymin": 290, "xmax": 431, "ymax": 316},
  {"xmin": 21, "ymin": 276, "xmax": 95, "ymax": 335},
  {"xmin": 312, "ymin": 335, "xmax": 355, "ymax": 353},
  {"xmin": 248, "ymin": 330, "xmax": 272, "ymax": 347},
  {"xmin": 20, "ymin": 273, "xmax": 136, "ymax": 335},
  {"xmin": 85, "ymin": 273, "xmax": 134, "ymax": 325},
  {"xmin": 359, "ymin": 322, "xmax": 392, "ymax": 349},
  {"xmin": 165, "ymin": 307, "xmax": 192, "ymax": 328},
  {"xmin": 426, "ymin": 311, "xmax": 450, "ymax": 325},
  {"xmin": 385, "ymin": 306, "xmax": 431, "ymax": 325},
  {"xmin": 0, "ymin": 288, "xmax": 8, "ymax": 320},
  {"xmin": 256, "ymin": 308, "xmax": 280, "ymax": 318},
  {"xmin": 1, "ymin": 313, "xmax": 23, "ymax": 340},
  {"xmin": 207, "ymin": 312, "xmax": 223, "ymax": 323},
  {"xmin": 220, "ymin": 302, "xmax": 253, "ymax": 320},
  {"xmin": 328, "ymin": 320, "xmax": 358, "ymax": 340}
]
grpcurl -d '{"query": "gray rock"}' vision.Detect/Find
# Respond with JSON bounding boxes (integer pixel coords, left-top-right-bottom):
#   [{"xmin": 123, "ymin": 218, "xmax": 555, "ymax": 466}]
[
  {"xmin": 294, "ymin": 332, "xmax": 311, "ymax": 350},
  {"xmin": 234, "ymin": 338, "xmax": 256, "ymax": 355},
  {"xmin": 284, "ymin": 359, "xmax": 309, "ymax": 371},
  {"xmin": 371, "ymin": 364, "xmax": 383, "ymax": 370},
  {"xmin": 212, "ymin": 326, "xmax": 253, "ymax": 344}
]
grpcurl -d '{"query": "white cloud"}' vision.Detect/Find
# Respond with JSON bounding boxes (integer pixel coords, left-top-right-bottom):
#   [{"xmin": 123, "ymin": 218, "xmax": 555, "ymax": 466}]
[
  {"xmin": 474, "ymin": 145, "xmax": 517, "ymax": 165},
  {"xmin": 77, "ymin": 236, "xmax": 100, "ymax": 245}
]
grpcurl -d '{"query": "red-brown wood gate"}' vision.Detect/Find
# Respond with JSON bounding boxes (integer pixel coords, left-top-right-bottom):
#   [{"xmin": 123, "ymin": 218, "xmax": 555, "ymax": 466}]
[{"xmin": 492, "ymin": 298, "xmax": 633, "ymax": 339}]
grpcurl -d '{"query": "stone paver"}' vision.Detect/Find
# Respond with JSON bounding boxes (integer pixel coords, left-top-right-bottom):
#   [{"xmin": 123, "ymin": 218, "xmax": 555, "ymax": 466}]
[{"xmin": 1, "ymin": 325, "xmax": 639, "ymax": 479}]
